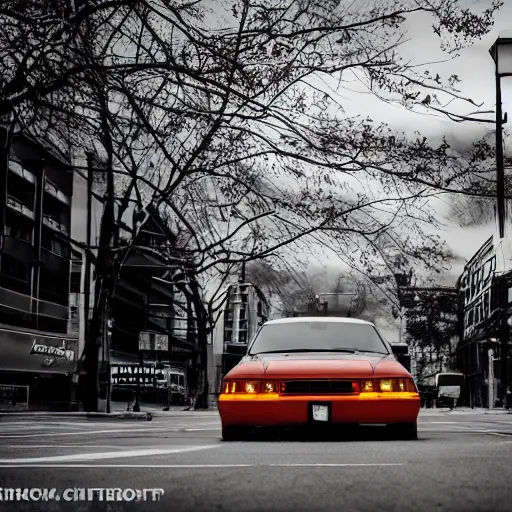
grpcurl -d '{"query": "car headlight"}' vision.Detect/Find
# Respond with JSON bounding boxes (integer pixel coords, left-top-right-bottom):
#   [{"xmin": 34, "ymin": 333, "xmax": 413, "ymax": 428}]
[
  {"xmin": 263, "ymin": 382, "xmax": 276, "ymax": 393},
  {"xmin": 359, "ymin": 378, "xmax": 417, "ymax": 393},
  {"xmin": 245, "ymin": 382, "xmax": 257, "ymax": 393},
  {"xmin": 379, "ymin": 379, "xmax": 393, "ymax": 392},
  {"xmin": 361, "ymin": 380, "xmax": 374, "ymax": 392},
  {"xmin": 221, "ymin": 380, "xmax": 279, "ymax": 395}
]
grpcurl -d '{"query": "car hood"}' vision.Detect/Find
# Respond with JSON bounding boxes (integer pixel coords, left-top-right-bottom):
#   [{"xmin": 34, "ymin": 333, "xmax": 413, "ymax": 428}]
[{"xmin": 227, "ymin": 352, "xmax": 411, "ymax": 380}]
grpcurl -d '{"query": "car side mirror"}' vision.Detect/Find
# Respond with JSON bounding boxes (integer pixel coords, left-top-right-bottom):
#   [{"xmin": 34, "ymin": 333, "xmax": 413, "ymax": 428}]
[{"xmin": 390, "ymin": 343, "xmax": 408, "ymax": 356}]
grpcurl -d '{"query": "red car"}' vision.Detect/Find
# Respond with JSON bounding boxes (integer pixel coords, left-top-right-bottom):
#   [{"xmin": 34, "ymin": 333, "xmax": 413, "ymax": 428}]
[{"xmin": 218, "ymin": 317, "xmax": 420, "ymax": 440}]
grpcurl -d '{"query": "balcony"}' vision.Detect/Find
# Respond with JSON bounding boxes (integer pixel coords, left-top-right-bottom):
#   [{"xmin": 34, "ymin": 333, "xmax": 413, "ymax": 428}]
[
  {"xmin": 44, "ymin": 180, "xmax": 70, "ymax": 206},
  {"xmin": 2, "ymin": 236, "xmax": 33, "ymax": 265},
  {"xmin": 0, "ymin": 286, "xmax": 31, "ymax": 313},
  {"xmin": 0, "ymin": 288, "xmax": 69, "ymax": 322},
  {"xmin": 9, "ymin": 160, "xmax": 36, "ymax": 184},
  {"xmin": 0, "ymin": 274, "xmax": 31, "ymax": 297},
  {"xmin": 6, "ymin": 196, "xmax": 34, "ymax": 220},
  {"xmin": 42, "ymin": 214, "xmax": 69, "ymax": 236},
  {"xmin": 42, "ymin": 248, "xmax": 70, "ymax": 276},
  {"xmin": 38, "ymin": 297, "xmax": 69, "ymax": 321}
]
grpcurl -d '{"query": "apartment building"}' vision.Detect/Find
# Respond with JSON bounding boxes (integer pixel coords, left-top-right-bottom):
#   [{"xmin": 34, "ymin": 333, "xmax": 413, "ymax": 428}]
[{"xmin": 0, "ymin": 132, "xmax": 78, "ymax": 410}]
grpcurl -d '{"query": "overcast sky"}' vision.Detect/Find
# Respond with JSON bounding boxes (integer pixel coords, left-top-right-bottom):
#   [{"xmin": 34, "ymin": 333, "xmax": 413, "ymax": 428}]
[{"xmin": 317, "ymin": 0, "xmax": 512, "ymax": 282}]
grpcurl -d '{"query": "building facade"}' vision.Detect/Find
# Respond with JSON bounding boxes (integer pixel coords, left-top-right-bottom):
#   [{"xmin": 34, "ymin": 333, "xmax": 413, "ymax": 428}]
[
  {"xmin": 209, "ymin": 282, "xmax": 269, "ymax": 400},
  {"xmin": 456, "ymin": 234, "xmax": 512, "ymax": 407},
  {"xmin": 107, "ymin": 209, "xmax": 193, "ymax": 404},
  {"xmin": 0, "ymin": 132, "xmax": 79, "ymax": 410}
]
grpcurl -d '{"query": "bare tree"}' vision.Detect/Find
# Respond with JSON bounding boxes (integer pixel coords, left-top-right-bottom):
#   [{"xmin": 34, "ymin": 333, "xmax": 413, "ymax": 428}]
[{"xmin": 0, "ymin": 0, "xmax": 504, "ymax": 410}]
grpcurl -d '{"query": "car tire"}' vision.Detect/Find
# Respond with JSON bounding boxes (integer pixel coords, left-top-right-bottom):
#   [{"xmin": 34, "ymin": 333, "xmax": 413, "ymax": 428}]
[
  {"xmin": 389, "ymin": 422, "xmax": 418, "ymax": 440},
  {"xmin": 222, "ymin": 426, "xmax": 249, "ymax": 441}
]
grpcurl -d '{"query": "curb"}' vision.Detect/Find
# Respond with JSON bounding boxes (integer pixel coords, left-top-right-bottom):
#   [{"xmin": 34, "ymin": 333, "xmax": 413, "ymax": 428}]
[
  {"xmin": 0, "ymin": 411, "xmax": 153, "ymax": 421},
  {"xmin": 442, "ymin": 409, "xmax": 511, "ymax": 415}
]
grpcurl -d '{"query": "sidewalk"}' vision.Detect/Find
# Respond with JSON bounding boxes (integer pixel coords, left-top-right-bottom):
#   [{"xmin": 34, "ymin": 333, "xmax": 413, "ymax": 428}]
[
  {"xmin": 110, "ymin": 400, "xmax": 219, "ymax": 417},
  {"xmin": 421, "ymin": 407, "xmax": 512, "ymax": 415}
]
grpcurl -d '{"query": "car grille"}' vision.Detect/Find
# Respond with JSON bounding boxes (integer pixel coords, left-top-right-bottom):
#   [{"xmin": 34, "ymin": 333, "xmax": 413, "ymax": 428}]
[{"xmin": 281, "ymin": 380, "xmax": 354, "ymax": 395}]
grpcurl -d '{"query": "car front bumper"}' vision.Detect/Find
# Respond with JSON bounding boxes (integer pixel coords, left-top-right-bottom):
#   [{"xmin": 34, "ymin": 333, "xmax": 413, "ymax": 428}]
[{"xmin": 218, "ymin": 392, "xmax": 420, "ymax": 427}]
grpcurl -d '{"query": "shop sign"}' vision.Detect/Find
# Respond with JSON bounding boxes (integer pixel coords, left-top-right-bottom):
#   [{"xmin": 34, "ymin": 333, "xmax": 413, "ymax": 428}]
[{"xmin": 0, "ymin": 328, "xmax": 78, "ymax": 374}]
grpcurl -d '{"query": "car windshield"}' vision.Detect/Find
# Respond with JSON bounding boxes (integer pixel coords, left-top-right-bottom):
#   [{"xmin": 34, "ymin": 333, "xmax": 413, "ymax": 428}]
[{"xmin": 248, "ymin": 321, "xmax": 389, "ymax": 355}]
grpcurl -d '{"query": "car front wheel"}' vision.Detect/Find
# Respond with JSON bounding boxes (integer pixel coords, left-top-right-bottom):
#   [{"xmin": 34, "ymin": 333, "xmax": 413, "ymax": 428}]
[{"xmin": 388, "ymin": 422, "xmax": 418, "ymax": 440}]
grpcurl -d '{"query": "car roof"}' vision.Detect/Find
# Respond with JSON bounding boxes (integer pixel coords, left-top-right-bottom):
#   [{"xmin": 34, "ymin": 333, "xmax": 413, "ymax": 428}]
[{"xmin": 263, "ymin": 317, "xmax": 374, "ymax": 326}]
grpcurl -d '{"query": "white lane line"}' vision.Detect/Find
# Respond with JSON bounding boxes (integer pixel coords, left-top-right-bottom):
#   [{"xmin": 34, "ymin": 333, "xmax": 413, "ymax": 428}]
[
  {"xmin": 0, "ymin": 425, "xmax": 220, "ymax": 439},
  {"xmin": 478, "ymin": 431, "xmax": 512, "ymax": 437},
  {"xmin": 184, "ymin": 428, "xmax": 221, "ymax": 431},
  {"xmin": 435, "ymin": 426, "xmax": 512, "ymax": 437},
  {"xmin": 0, "ymin": 422, "xmax": 97, "ymax": 427},
  {"xmin": 0, "ymin": 463, "xmax": 404, "ymax": 469},
  {"xmin": 1, "ymin": 445, "xmax": 130, "ymax": 449},
  {"xmin": 0, "ymin": 444, "xmax": 220, "ymax": 464},
  {"xmin": 427, "ymin": 421, "xmax": 457, "ymax": 424}
]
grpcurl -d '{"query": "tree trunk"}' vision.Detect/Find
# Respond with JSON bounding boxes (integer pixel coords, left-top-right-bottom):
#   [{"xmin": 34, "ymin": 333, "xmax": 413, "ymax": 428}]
[{"xmin": 80, "ymin": 115, "xmax": 116, "ymax": 411}]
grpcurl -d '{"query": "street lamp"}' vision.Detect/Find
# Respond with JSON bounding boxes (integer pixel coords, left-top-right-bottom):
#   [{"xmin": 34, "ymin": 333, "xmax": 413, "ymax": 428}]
[
  {"xmin": 489, "ymin": 32, "xmax": 512, "ymax": 405},
  {"xmin": 489, "ymin": 32, "xmax": 512, "ymax": 239}
]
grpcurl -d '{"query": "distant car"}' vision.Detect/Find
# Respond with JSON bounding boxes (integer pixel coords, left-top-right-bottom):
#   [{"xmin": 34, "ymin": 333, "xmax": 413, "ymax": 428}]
[{"xmin": 218, "ymin": 317, "xmax": 420, "ymax": 440}]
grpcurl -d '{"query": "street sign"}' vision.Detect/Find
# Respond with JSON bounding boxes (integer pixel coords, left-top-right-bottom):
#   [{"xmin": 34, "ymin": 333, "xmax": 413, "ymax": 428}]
[
  {"xmin": 139, "ymin": 332, "xmax": 151, "ymax": 350},
  {"xmin": 139, "ymin": 331, "xmax": 169, "ymax": 351},
  {"xmin": 155, "ymin": 334, "xmax": 168, "ymax": 351}
]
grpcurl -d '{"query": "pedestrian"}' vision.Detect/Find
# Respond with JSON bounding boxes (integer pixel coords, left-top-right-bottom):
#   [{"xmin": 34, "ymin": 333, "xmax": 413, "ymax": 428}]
[{"xmin": 506, "ymin": 387, "xmax": 512, "ymax": 412}]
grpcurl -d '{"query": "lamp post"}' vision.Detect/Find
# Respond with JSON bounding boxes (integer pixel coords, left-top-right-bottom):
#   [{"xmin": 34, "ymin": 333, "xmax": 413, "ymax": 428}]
[
  {"xmin": 489, "ymin": 32, "xmax": 512, "ymax": 401},
  {"xmin": 489, "ymin": 32, "xmax": 512, "ymax": 239}
]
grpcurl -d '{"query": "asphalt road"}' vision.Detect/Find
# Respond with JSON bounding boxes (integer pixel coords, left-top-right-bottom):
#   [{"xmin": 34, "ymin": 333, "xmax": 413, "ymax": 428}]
[{"xmin": 0, "ymin": 409, "xmax": 511, "ymax": 512}]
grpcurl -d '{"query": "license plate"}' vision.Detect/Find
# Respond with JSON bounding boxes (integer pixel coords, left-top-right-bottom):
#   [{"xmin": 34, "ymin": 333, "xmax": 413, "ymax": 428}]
[{"xmin": 312, "ymin": 404, "xmax": 329, "ymax": 422}]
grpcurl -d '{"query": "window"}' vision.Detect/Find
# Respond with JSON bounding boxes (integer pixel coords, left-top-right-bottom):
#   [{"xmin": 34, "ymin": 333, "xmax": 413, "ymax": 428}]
[
  {"xmin": 248, "ymin": 321, "xmax": 390, "ymax": 355},
  {"xmin": 483, "ymin": 260, "xmax": 492, "ymax": 283},
  {"xmin": 471, "ymin": 273, "xmax": 477, "ymax": 298},
  {"xmin": 5, "ymin": 223, "xmax": 32, "ymax": 242},
  {"xmin": 70, "ymin": 271, "xmax": 81, "ymax": 294},
  {"xmin": 42, "ymin": 229, "xmax": 70, "ymax": 258},
  {"xmin": 5, "ymin": 210, "xmax": 33, "ymax": 242},
  {"xmin": 483, "ymin": 291, "xmax": 490, "ymax": 318},
  {"xmin": 468, "ymin": 309, "xmax": 474, "ymax": 326},
  {"xmin": 1, "ymin": 255, "xmax": 28, "ymax": 281},
  {"xmin": 39, "ymin": 268, "xmax": 69, "ymax": 299},
  {"xmin": 43, "ymin": 194, "xmax": 69, "ymax": 228},
  {"xmin": 7, "ymin": 171, "xmax": 35, "ymax": 210}
]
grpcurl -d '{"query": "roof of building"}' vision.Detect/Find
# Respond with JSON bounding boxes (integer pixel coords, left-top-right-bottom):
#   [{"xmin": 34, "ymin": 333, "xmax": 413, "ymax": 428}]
[{"xmin": 264, "ymin": 317, "xmax": 373, "ymax": 326}]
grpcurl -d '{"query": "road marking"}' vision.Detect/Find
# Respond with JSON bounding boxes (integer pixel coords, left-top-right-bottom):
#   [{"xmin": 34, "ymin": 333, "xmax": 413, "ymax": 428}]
[
  {"xmin": 0, "ymin": 444, "xmax": 220, "ymax": 464},
  {"xmin": 427, "ymin": 421, "xmax": 457, "ymax": 424},
  {"xmin": 184, "ymin": 428, "xmax": 221, "ymax": 431},
  {"xmin": 0, "ymin": 422, "xmax": 96, "ymax": 427},
  {"xmin": 0, "ymin": 463, "xmax": 404, "ymax": 469},
  {"xmin": 479, "ymin": 431, "xmax": 512, "ymax": 437},
  {"xmin": 1, "ymin": 445, "xmax": 131, "ymax": 449},
  {"xmin": 0, "ymin": 425, "xmax": 220, "ymax": 439}
]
